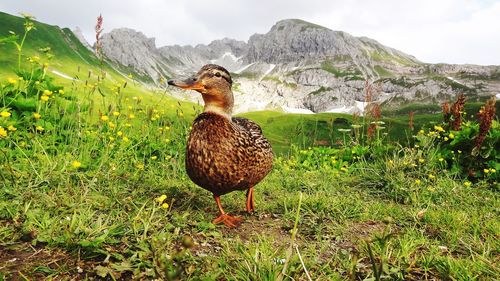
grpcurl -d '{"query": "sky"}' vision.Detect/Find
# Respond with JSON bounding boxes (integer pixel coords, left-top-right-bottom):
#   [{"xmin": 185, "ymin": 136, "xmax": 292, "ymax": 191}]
[{"xmin": 1, "ymin": 0, "xmax": 499, "ymax": 65}]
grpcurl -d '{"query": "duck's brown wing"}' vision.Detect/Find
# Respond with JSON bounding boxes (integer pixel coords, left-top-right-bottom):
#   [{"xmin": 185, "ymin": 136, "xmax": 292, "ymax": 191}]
[{"xmin": 232, "ymin": 117, "xmax": 272, "ymax": 151}]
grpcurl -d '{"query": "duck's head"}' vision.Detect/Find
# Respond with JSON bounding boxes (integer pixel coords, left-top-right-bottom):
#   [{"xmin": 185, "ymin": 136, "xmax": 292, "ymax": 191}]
[{"xmin": 168, "ymin": 64, "xmax": 234, "ymax": 118}]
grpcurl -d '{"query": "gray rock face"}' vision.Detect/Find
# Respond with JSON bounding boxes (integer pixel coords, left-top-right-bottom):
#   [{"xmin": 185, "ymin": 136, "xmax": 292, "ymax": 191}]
[
  {"xmin": 245, "ymin": 19, "xmax": 418, "ymax": 67},
  {"xmin": 73, "ymin": 27, "xmax": 92, "ymax": 51},
  {"xmin": 100, "ymin": 28, "xmax": 170, "ymax": 81},
  {"xmin": 98, "ymin": 19, "xmax": 500, "ymax": 114}
]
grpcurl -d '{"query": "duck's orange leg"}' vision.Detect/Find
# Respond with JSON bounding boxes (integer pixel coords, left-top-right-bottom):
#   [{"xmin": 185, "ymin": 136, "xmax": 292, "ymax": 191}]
[
  {"xmin": 212, "ymin": 195, "xmax": 242, "ymax": 228},
  {"xmin": 246, "ymin": 186, "xmax": 255, "ymax": 213}
]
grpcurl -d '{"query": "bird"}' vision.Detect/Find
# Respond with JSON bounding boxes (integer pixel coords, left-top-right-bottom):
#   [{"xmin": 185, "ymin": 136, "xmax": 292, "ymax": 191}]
[{"xmin": 167, "ymin": 64, "xmax": 273, "ymax": 227}]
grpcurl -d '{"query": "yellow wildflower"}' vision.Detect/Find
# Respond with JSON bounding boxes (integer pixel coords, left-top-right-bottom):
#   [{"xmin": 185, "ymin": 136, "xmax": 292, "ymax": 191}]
[
  {"xmin": 7, "ymin": 125, "xmax": 16, "ymax": 131},
  {"xmin": 122, "ymin": 136, "xmax": 129, "ymax": 142},
  {"xmin": 0, "ymin": 111, "xmax": 11, "ymax": 118},
  {"xmin": 0, "ymin": 126, "xmax": 7, "ymax": 138},
  {"xmin": 58, "ymin": 89, "xmax": 64, "ymax": 94},
  {"xmin": 419, "ymin": 158, "xmax": 425, "ymax": 163},
  {"xmin": 33, "ymin": 113, "xmax": 41, "ymax": 119},
  {"xmin": 35, "ymin": 125, "xmax": 44, "ymax": 132},
  {"xmin": 155, "ymin": 194, "xmax": 167, "ymax": 203},
  {"xmin": 457, "ymin": 150, "xmax": 462, "ymax": 154},
  {"xmin": 71, "ymin": 161, "xmax": 81, "ymax": 168},
  {"xmin": 125, "ymin": 123, "xmax": 132, "ymax": 127},
  {"xmin": 428, "ymin": 174, "xmax": 435, "ymax": 179},
  {"xmin": 108, "ymin": 122, "xmax": 115, "ymax": 128},
  {"xmin": 464, "ymin": 181, "xmax": 471, "ymax": 187},
  {"xmin": 151, "ymin": 156, "xmax": 158, "ymax": 160},
  {"xmin": 415, "ymin": 179, "xmax": 421, "ymax": 184},
  {"xmin": 444, "ymin": 137, "xmax": 449, "ymax": 141},
  {"xmin": 418, "ymin": 129, "xmax": 424, "ymax": 135},
  {"xmin": 161, "ymin": 203, "xmax": 169, "ymax": 209},
  {"xmin": 484, "ymin": 169, "xmax": 489, "ymax": 174},
  {"xmin": 29, "ymin": 56, "xmax": 40, "ymax": 63},
  {"xmin": 101, "ymin": 115, "xmax": 109, "ymax": 121},
  {"xmin": 439, "ymin": 158, "xmax": 444, "ymax": 162},
  {"xmin": 43, "ymin": 90, "xmax": 52, "ymax": 96},
  {"xmin": 340, "ymin": 167, "xmax": 348, "ymax": 172},
  {"xmin": 7, "ymin": 77, "xmax": 17, "ymax": 84},
  {"xmin": 165, "ymin": 138, "xmax": 170, "ymax": 143},
  {"xmin": 109, "ymin": 136, "xmax": 115, "ymax": 141},
  {"xmin": 128, "ymin": 114, "xmax": 135, "ymax": 119},
  {"xmin": 113, "ymin": 111, "xmax": 120, "ymax": 116},
  {"xmin": 117, "ymin": 131, "xmax": 123, "ymax": 137},
  {"xmin": 434, "ymin": 125, "xmax": 444, "ymax": 132},
  {"xmin": 40, "ymin": 95, "xmax": 49, "ymax": 102},
  {"xmin": 165, "ymin": 126, "xmax": 170, "ymax": 131},
  {"xmin": 490, "ymin": 169, "xmax": 496, "ymax": 173},
  {"xmin": 136, "ymin": 163, "xmax": 144, "ymax": 170},
  {"xmin": 448, "ymin": 133, "xmax": 455, "ymax": 139}
]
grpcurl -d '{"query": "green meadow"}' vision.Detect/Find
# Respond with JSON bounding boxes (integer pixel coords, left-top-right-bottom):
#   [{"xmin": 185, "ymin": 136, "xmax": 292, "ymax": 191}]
[{"xmin": 0, "ymin": 13, "xmax": 498, "ymax": 280}]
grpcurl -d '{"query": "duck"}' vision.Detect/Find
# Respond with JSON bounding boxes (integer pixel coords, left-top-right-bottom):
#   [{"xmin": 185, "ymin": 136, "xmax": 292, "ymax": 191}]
[{"xmin": 167, "ymin": 64, "xmax": 273, "ymax": 227}]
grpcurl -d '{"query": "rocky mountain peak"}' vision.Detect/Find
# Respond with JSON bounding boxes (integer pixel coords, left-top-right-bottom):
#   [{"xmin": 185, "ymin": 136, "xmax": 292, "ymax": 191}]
[
  {"xmin": 102, "ymin": 28, "xmax": 157, "ymax": 50},
  {"xmin": 271, "ymin": 18, "xmax": 328, "ymax": 32},
  {"xmin": 100, "ymin": 28, "xmax": 167, "ymax": 80},
  {"xmin": 245, "ymin": 18, "xmax": 367, "ymax": 64}
]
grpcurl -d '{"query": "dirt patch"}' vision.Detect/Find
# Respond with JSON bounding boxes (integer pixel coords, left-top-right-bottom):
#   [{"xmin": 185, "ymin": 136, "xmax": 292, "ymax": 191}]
[
  {"xmin": 345, "ymin": 220, "xmax": 391, "ymax": 243},
  {"xmin": 316, "ymin": 220, "xmax": 395, "ymax": 263},
  {"xmin": 190, "ymin": 212, "xmax": 293, "ymax": 259},
  {"xmin": 0, "ymin": 243, "xmax": 98, "ymax": 280},
  {"xmin": 221, "ymin": 212, "xmax": 290, "ymax": 243}
]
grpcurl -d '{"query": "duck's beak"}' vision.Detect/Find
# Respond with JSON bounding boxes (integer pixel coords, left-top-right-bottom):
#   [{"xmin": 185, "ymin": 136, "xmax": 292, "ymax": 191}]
[{"xmin": 167, "ymin": 76, "xmax": 203, "ymax": 91}]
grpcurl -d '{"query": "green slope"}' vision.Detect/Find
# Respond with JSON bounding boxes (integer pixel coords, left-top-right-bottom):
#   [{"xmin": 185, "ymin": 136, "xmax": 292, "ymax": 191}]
[
  {"xmin": 0, "ymin": 11, "xmax": 102, "ymax": 76},
  {"xmin": 0, "ymin": 11, "xmax": 198, "ymax": 115},
  {"xmin": 0, "ymin": 11, "xmax": 458, "ymax": 155}
]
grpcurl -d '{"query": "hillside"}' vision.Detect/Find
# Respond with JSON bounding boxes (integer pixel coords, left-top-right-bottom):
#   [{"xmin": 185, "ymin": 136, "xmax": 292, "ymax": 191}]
[{"xmin": 0, "ymin": 11, "xmax": 196, "ymax": 116}]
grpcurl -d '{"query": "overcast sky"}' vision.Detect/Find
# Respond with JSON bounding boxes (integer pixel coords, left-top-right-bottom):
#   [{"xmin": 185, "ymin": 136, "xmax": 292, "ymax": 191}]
[{"xmin": 1, "ymin": 0, "xmax": 499, "ymax": 65}]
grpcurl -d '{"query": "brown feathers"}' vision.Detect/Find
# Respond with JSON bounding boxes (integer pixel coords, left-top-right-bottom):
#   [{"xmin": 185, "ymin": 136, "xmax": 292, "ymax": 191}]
[{"xmin": 186, "ymin": 113, "xmax": 273, "ymax": 196}]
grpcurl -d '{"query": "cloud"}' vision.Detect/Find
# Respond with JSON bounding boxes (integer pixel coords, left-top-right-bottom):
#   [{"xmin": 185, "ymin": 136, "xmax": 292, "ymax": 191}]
[{"xmin": 0, "ymin": 0, "xmax": 499, "ymax": 65}]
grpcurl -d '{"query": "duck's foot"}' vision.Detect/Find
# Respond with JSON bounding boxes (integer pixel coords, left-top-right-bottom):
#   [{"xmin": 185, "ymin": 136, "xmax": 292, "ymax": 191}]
[{"xmin": 212, "ymin": 214, "xmax": 243, "ymax": 228}]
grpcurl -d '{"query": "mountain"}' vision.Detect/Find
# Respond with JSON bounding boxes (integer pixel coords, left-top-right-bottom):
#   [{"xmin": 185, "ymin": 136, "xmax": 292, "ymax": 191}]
[
  {"xmin": 98, "ymin": 18, "xmax": 500, "ymax": 114},
  {"xmin": 72, "ymin": 18, "xmax": 500, "ymax": 114}
]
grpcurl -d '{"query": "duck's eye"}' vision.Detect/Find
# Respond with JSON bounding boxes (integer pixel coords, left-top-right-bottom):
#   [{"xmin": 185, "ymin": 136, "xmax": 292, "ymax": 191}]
[{"xmin": 214, "ymin": 72, "xmax": 221, "ymax": 78}]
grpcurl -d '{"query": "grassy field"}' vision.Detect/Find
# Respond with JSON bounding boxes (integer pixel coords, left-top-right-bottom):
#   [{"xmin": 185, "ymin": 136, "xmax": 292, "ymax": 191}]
[{"xmin": 0, "ymin": 12, "xmax": 499, "ymax": 281}]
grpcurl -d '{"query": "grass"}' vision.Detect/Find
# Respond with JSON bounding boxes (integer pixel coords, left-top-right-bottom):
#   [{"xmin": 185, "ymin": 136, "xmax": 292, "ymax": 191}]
[
  {"xmin": 373, "ymin": 65, "xmax": 393, "ymax": 78},
  {"xmin": 0, "ymin": 12, "xmax": 499, "ymax": 281},
  {"xmin": 320, "ymin": 61, "xmax": 364, "ymax": 80}
]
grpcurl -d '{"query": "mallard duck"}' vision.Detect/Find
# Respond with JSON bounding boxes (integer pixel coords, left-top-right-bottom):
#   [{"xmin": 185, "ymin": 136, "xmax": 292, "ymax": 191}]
[{"xmin": 168, "ymin": 64, "xmax": 273, "ymax": 227}]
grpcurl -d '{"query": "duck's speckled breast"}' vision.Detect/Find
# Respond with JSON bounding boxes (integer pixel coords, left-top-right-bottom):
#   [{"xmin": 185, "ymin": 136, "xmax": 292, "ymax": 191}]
[{"xmin": 186, "ymin": 112, "xmax": 273, "ymax": 196}]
